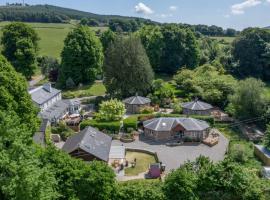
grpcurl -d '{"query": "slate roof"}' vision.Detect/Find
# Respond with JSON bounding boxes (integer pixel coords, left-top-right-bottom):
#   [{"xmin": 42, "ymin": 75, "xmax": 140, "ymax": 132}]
[
  {"xmin": 29, "ymin": 85, "xmax": 61, "ymax": 105},
  {"xmin": 62, "ymin": 126, "xmax": 112, "ymax": 162},
  {"xmin": 143, "ymin": 117, "xmax": 210, "ymax": 132},
  {"xmin": 182, "ymin": 100, "xmax": 213, "ymax": 111},
  {"xmin": 123, "ymin": 95, "xmax": 151, "ymax": 105},
  {"xmin": 39, "ymin": 100, "xmax": 69, "ymax": 121}
]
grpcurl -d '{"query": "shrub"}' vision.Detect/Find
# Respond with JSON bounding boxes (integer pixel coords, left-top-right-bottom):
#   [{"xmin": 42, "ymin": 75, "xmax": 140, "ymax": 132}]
[
  {"xmin": 229, "ymin": 143, "xmax": 252, "ymax": 163},
  {"xmin": 123, "ymin": 116, "xmax": 138, "ymax": 132},
  {"xmin": 95, "ymin": 99, "xmax": 126, "ymax": 121},
  {"xmin": 139, "ymin": 106, "xmax": 154, "ymax": 114},
  {"xmin": 80, "ymin": 119, "xmax": 121, "ymax": 134},
  {"xmin": 51, "ymin": 121, "xmax": 75, "ymax": 141}
]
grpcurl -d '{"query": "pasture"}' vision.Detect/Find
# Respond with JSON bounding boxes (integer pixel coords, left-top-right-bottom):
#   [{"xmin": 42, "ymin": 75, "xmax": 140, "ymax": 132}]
[{"xmin": 0, "ymin": 22, "xmax": 107, "ymax": 58}]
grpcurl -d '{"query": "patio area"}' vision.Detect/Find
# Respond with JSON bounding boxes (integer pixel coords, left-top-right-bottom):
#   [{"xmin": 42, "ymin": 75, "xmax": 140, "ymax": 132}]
[{"xmin": 112, "ymin": 132, "xmax": 229, "ymax": 173}]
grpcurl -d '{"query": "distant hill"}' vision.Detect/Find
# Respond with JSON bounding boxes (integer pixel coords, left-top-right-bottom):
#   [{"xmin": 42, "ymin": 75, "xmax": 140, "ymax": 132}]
[
  {"xmin": 0, "ymin": 4, "xmax": 154, "ymax": 24},
  {"xmin": 265, "ymin": 26, "xmax": 270, "ymax": 29}
]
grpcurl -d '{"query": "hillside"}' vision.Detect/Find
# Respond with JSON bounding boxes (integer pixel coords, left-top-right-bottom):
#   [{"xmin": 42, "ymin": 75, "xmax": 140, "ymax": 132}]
[{"xmin": 0, "ymin": 4, "xmax": 154, "ymax": 24}]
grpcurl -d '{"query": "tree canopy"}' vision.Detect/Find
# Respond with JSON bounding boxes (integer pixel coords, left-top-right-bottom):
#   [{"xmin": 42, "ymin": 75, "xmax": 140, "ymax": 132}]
[
  {"xmin": 103, "ymin": 35, "xmax": 154, "ymax": 98},
  {"xmin": 232, "ymin": 28, "xmax": 270, "ymax": 81},
  {"xmin": 137, "ymin": 24, "xmax": 200, "ymax": 74},
  {"xmin": 58, "ymin": 25, "xmax": 104, "ymax": 88},
  {"xmin": 226, "ymin": 78, "xmax": 268, "ymax": 119},
  {"xmin": 1, "ymin": 22, "xmax": 39, "ymax": 80},
  {"xmin": 174, "ymin": 64, "xmax": 236, "ymax": 106},
  {"xmin": 0, "ymin": 55, "xmax": 39, "ymax": 134}
]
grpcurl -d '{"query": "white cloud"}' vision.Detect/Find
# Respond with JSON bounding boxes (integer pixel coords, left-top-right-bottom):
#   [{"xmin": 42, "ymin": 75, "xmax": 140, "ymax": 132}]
[
  {"xmin": 135, "ymin": 2, "xmax": 154, "ymax": 15},
  {"xmin": 231, "ymin": 0, "xmax": 262, "ymax": 15},
  {"xmin": 169, "ymin": 6, "xmax": 178, "ymax": 11},
  {"xmin": 224, "ymin": 14, "xmax": 231, "ymax": 18}
]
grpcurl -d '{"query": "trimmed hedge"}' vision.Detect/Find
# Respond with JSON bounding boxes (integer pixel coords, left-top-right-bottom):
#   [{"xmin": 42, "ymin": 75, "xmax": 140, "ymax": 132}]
[
  {"xmin": 123, "ymin": 116, "xmax": 138, "ymax": 132},
  {"xmin": 80, "ymin": 119, "xmax": 121, "ymax": 133}
]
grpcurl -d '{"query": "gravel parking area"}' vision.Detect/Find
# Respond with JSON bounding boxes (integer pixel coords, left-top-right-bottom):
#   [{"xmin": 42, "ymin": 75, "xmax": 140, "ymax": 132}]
[{"xmin": 112, "ymin": 133, "xmax": 229, "ymax": 173}]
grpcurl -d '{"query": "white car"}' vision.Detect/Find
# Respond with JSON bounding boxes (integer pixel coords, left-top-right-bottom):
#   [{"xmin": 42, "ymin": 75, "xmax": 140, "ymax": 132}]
[{"xmin": 262, "ymin": 166, "xmax": 270, "ymax": 179}]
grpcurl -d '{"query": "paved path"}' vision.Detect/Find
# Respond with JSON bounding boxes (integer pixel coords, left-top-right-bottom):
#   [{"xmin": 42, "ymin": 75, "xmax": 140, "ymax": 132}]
[{"xmin": 112, "ymin": 133, "xmax": 229, "ymax": 173}]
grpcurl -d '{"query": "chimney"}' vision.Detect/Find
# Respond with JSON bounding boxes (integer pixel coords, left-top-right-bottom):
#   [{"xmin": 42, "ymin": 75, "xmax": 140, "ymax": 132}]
[{"xmin": 43, "ymin": 83, "xmax": 52, "ymax": 93}]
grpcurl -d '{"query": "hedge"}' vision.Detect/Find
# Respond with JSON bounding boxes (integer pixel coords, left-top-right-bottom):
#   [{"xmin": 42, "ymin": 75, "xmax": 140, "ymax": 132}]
[
  {"xmin": 80, "ymin": 119, "xmax": 121, "ymax": 133},
  {"xmin": 123, "ymin": 116, "xmax": 138, "ymax": 131}
]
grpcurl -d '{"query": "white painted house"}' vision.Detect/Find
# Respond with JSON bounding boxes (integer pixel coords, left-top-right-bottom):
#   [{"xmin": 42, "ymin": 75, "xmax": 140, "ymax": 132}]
[{"xmin": 29, "ymin": 83, "xmax": 62, "ymax": 112}]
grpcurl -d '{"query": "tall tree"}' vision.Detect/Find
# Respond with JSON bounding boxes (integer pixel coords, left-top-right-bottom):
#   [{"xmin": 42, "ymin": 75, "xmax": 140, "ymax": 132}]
[
  {"xmin": 137, "ymin": 25, "xmax": 164, "ymax": 72},
  {"xmin": 232, "ymin": 28, "xmax": 270, "ymax": 80},
  {"xmin": 1, "ymin": 22, "xmax": 39, "ymax": 80},
  {"xmin": 0, "ymin": 55, "xmax": 39, "ymax": 134},
  {"xmin": 58, "ymin": 25, "xmax": 104, "ymax": 88},
  {"xmin": 226, "ymin": 78, "xmax": 268, "ymax": 119},
  {"xmin": 160, "ymin": 24, "xmax": 199, "ymax": 74},
  {"xmin": 103, "ymin": 35, "xmax": 154, "ymax": 98},
  {"xmin": 100, "ymin": 29, "xmax": 116, "ymax": 53}
]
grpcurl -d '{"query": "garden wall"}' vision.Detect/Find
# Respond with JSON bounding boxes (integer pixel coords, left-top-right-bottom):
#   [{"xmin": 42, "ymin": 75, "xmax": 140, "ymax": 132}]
[{"xmin": 126, "ymin": 148, "xmax": 159, "ymax": 163}]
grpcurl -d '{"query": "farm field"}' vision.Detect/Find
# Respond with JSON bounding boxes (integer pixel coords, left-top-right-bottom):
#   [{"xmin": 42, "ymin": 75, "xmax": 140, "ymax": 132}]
[
  {"xmin": 0, "ymin": 21, "xmax": 108, "ymax": 58},
  {"xmin": 210, "ymin": 36, "xmax": 235, "ymax": 43}
]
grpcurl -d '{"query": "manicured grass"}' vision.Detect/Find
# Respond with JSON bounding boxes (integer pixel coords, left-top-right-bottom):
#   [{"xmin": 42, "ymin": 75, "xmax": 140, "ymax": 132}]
[
  {"xmin": 62, "ymin": 82, "xmax": 106, "ymax": 98},
  {"xmin": 0, "ymin": 22, "xmax": 108, "ymax": 58},
  {"xmin": 125, "ymin": 151, "xmax": 156, "ymax": 176}
]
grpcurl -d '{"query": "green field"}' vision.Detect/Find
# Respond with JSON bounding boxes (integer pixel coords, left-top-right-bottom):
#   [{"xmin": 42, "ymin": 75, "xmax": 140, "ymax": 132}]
[
  {"xmin": 210, "ymin": 36, "xmax": 236, "ymax": 43},
  {"xmin": 0, "ymin": 22, "xmax": 107, "ymax": 58}
]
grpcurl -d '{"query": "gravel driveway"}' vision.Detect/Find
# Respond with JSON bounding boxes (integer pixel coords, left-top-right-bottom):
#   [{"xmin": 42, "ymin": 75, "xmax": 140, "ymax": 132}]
[{"xmin": 112, "ymin": 133, "xmax": 229, "ymax": 173}]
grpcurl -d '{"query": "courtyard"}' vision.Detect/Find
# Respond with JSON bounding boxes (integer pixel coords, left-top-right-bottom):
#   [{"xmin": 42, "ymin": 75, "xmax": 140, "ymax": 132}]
[{"xmin": 112, "ymin": 133, "xmax": 229, "ymax": 173}]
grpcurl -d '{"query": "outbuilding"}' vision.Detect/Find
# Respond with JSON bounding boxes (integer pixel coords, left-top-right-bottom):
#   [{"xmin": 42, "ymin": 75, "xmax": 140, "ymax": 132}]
[
  {"xmin": 123, "ymin": 95, "xmax": 151, "ymax": 114},
  {"xmin": 143, "ymin": 117, "xmax": 210, "ymax": 142},
  {"xmin": 182, "ymin": 99, "xmax": 213, "ymax": 116},
  {"xmin": 62, "ymin": 126, "xmax": 112, "ymax": 162}
]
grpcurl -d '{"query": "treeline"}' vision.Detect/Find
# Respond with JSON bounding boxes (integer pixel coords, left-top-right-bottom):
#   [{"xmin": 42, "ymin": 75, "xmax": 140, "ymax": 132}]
[{"xmin": 0, "ymin": 4, "xmax": 153, "ymax": 25}]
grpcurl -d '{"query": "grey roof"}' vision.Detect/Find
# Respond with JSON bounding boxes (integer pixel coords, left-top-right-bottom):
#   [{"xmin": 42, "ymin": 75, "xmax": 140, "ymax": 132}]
[
  {"xmin": 29, "ymin": 85, "xmax": 61, "ymax": 105},
  {"xmin": 39, "ymin": 100, "xmax": 69, "ymax": 121},
  {"xmin": 255, "ymin": 145, "xmax": 270, "ymax": 158},
  {"xmin": 109, "ymin": 146, "xmax": 125, "ymax": 159},
  {"xmin": 182, "ymin": 100, "xmax": 213, "ymax": 111},
  {"xmin": 33, "ymin": 119, "xmax": 49, "ymax": 146},
  {"xmin": 62, "ymin": 126, "xmax": 112, "ymax": 162},
  {"xmin": 123, "ymin": 95, "xmax": 151, "ymax": 105},
  {"xmin": 143, "ymin": 117, "xmax": 210, "ymax": 132}
]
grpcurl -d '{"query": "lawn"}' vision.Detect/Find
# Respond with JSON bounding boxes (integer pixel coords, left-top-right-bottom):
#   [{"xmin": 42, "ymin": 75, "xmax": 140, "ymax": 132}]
[
  {"xmin": 125, "ymin": 151, "xmax": 157, "ymax": 176},
  {"xmin": 0, "ymin": 22, "xmax": 108, "ymax": 58},
  {"xmin": 62, "ymin": 81, "xmax": 106, "ymax": 99}
]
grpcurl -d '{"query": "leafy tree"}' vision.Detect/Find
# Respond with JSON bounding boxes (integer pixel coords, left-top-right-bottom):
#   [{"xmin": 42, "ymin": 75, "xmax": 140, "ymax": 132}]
[
  {"xmin": 103, "ymin": 35, "xmax": 154, "ymax": 98},
  {"xmin": 198, "ymin": 37, "xmax": 221, "ymax": 65},
  {"xmin": 37, "ymin": 56, "xmax": 60, "ymax": 80},
  {"xmin": 0, "ymin": 112, "xmax": 58, "ymax": 200},
  {"xmin": 229, "ymin": 143, "xmax": 252, "ymax": 163},
  {"xmin": 95, "ymin": 99, "xmax": 126, "ymax": 121},
  {"xmin": 232, "ymin": 28, "xmax": 270, "ymax": 80},
  {"xmin": 1, "ymin": 22, "xmax": 39, "ymax": 80},
  {"xmin": 163, "ymin": 165, "xmax": 198, "ymax": 200},
  {"xmin": 0, "ymin": 55, "xmax": 39, "ymax": 134},
  {"xmin": 174, "ymin": 64, "xmax": 236, "ymax": 106},
  {"xmin": 39, "ymin": 146, "xmax": 116, "ymax": 200},
  {"xmin": 58, "ymin": 25, "xmax": 104, "ymax": 88},
  {"xmin": 137, "ymin": 25, "xmax": 164, "ymax": 72},
  {"xmin": 148, "ymin": 79, "xmax": 175, "ymax": 107},
  {"xmin": 100, "ymin": 29, "xmax": 116, "ymax": 52},
  {"xmin": 117, "ymin": 180, "xmax": 165, "ymax": 200},
  {"xmin": 226, "ymin": 78, "xmax": 268, "ymax": 119},
  {"xmin": 160, "ymin": 24, "xmax": 199, "ymax": 74}
]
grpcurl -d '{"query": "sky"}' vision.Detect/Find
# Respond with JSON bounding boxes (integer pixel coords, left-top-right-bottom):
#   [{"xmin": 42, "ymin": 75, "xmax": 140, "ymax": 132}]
[{"xmin": 1, "ymin": 0, "xmax": 269, "ymax": 30}]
